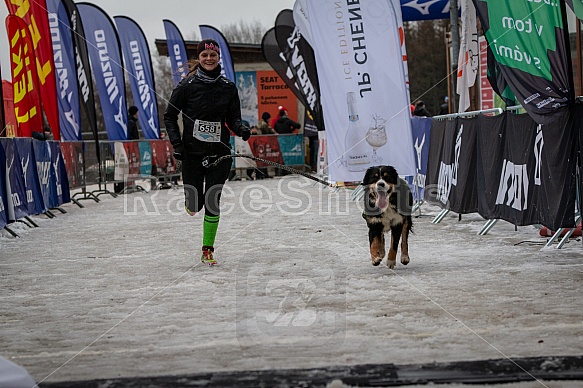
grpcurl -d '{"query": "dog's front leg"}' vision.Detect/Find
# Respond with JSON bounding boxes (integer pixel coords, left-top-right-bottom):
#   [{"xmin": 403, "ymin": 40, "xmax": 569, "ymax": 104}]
[
  {"xmin": 368, "ymin": 224, "xmax": 385, "ymax": 266},
  {"xmin": 387, "ymin": 224, "xmax": 402, "ymax": 269},
  {"xmin": 400, "ymin": 218, "xmax": 411, "ymax": 266}
]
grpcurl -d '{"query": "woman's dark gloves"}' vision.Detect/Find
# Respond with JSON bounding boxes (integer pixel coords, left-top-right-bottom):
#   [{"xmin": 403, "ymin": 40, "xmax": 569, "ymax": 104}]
[
  {"xmin": 241, "ymin": 126, "xmax": 251, "ymax": 141},
  {"xmin": 171, "ymin": 142, "xmax": 184, "ymax": 160}
]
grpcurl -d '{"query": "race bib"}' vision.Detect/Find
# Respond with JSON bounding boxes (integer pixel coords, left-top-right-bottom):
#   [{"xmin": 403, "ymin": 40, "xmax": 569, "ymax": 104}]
[{"xmin": 193, "ymin": 119, "xmax": 221, "ymax": 142}]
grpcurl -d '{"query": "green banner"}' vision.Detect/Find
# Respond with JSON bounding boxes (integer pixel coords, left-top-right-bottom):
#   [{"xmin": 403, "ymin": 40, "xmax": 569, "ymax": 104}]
[{"xmin": 474, "ymin": 0, "xmax": 573, "ymax": 124}]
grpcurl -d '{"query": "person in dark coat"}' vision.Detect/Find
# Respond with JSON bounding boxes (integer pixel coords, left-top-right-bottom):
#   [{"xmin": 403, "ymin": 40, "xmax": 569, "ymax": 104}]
[
  {"xmin": 128, "ymin": 106, "xmax": 140, "ymax": 140},
  {"xmin": 163, "ymin": 38, "xmax": 250, "ymax": 266},
  {"xmin": 273, "ymin": 109, "xmax": 301, "ymax": 134},
  {"xmin": 413, "ymin": 101, "xmax": 431, "ymax": 117}
]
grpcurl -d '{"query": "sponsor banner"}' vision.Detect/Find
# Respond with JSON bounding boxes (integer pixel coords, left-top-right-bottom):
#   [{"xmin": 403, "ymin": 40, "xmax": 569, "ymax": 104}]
[
  {"xmin": 292, "ymin": 0, "xmax": 313, "ymax": 46},
  {"xmin": 400, "ymin": 0, "xmax": 456, "ymax": 21},
  {"xmin": 261, "ymin": 28, "xmax": 305, "ymax": 114},
  {"xmin": 150, "ymin": 140, "xmax": 176, "ymax": 174},
  {"xmin": 5, "ymin": 0, "xmax": 60, "ymax": 140},
  {"xmin": 47, "ymin": 0, "xmax": 82, "ymax": 141},
  {"xmin": 275, "ymin": 9, "xmax": 324, "ymax": 131},
  {"xmin": 60, "ymin": 141, "xmax": 84, "ymax": 189},
  {"xmin": 78, "ymin": 3, "xmax": 128, "ymax": 140},
  {"xmin": 123, "ymin": 142, "xmax": 141, "ymax": 176},
  {"xmin": 317, "ymin": 130, "xmax": 328, "ymax": 176},
  {"xmin": 390, "ymin": 0, "xmax": 411, "ymax": 102},
  {"xmin": 115, "ymin": 16, "xmax": 160, "ymax": 139},
  {"xmin": 6, "ymin": 15, "xmax": 43, "ymax": 138},
  {"xmin": 305, "ymin": 0, "xmax": 416, "ymax": 181},
  {"xmin": 0, "ymin": 138, "xmax": 29, "ymax": 220},
  {"xmin": 303, "ymin": 110, "xmax": 318, "ymax": 138},
  {"xmin": 114, "ymin": 142, "xmax": 129, "ymax": 181},
  {"xmin": 424, "ymin": 117, "xmax": 479, "ymax": 214},
  {"xmin": 233, "ymin": 137, "xmax": 256, "ymax": 169},
  {"xmin": 199, "ymin": 25, "xmax": 235, "ymax": 83},
  {"xmin": 246, "ymin": 136, "xmax": 284, "ymax": 167},
  {"xmin": 49, "ymin": 141, "xmax": 70, "ymax": 205},
  {"xmin": 238, "ymin": 70, "xmax": 298, "ymax": 127},
  {"xmin": 278, "ymin": 134, "xmax": 304, "ymax": 166},
  {"xmin": 474, "ymin": 0, "xmax": 574, "ymax": 124},
  {"xmin": 566, "ymin": 0, "xmax": 583, "ymax": 20},
  {"xmin": 456, "ymin": 0, "xmax": 479, "ymax": 112},
  {"xmin": 14, "ymin": 138, "xmax": 46, "ymax": 215},
  {"xmin": 0, "ymin": 142, "xmax": 8, "ymax": 228},
  {"xmin": 32, "ymin": 140, "xmax": 55, "ymax": 208},
  {"xmin": 408, "ymin": 116, "xmax": 432, "ymax": 200},
  {"xmin": 476, "ymin": 110, "xmax": 577, "ymax": 230},
  {"xmin": 163, "ymin": 19, "xmax": 188, "ymax": 86},
  {"xmin": 61, "ymin": 0, "xmax": 99, "ymax": 142},
  {"xmin": 138, "ymin": 141, "xmax": 152, "ymax": 176}
]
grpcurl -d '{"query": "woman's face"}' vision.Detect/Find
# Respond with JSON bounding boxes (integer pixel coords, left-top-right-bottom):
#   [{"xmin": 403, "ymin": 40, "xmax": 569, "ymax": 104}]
[{"xmin": 198, "ymin": 50, "xmax": 219, "ymax": 72}]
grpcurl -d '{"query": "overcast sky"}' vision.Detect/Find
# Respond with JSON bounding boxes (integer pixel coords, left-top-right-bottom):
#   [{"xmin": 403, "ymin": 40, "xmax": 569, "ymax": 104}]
[{"xmin": 0, "ymin": 0, "xmax": 296, "ymax": 80}]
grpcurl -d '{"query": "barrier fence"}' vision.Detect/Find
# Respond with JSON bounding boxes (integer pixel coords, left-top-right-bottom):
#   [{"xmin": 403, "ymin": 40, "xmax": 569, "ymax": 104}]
[{"xmin": 0, "ymin": 135, "xmax": 306, "ymax": 236}]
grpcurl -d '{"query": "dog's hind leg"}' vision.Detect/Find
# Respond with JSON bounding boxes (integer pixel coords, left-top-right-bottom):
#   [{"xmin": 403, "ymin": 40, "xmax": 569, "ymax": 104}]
[
  {"xmin": 368, "ymin": 224, "xmax": 385, "ymax": 266},
  {"xmin": 400, "ymin": 217, "xmax": 411, "ymax": 266},
  {"xmin": 387, "ymin": 224, "xmax": 402, "ymax": 269}
]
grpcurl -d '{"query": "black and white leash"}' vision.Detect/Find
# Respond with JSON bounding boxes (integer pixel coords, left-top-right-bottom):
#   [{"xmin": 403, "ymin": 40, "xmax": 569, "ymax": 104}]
[{"xmin": 202, "ymin": 153, "xmax": 338, "ymax": 188}]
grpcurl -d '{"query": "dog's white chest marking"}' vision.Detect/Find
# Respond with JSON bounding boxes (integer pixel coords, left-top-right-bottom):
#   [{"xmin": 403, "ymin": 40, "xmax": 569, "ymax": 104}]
[{"xmin": 381, "ymin": 206, "xmax": 405, "ymax": 232}]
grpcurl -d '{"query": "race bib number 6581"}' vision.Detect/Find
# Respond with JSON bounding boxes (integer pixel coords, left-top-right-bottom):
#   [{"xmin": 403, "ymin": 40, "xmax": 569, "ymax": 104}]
[{"xmin": 193, "ymin": 119, "xmax": 221, "ymax": 142}]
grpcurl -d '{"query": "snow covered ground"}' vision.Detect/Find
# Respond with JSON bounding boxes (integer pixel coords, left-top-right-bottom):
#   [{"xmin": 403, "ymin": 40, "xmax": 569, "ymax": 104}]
[{"xmin": 1, "ymin": 175, "xmax": 582, "ymax": 386}]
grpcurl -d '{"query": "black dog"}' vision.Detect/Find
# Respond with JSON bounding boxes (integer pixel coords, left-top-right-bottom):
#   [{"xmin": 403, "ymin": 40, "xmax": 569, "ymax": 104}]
[{"xmin": 361, "ymin": 166, "xmax": 413, "ymax": 269}]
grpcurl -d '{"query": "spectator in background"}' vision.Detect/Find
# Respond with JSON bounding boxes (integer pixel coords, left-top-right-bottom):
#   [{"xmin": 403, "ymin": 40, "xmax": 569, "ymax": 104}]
[
  {"xmin": 32, "ymin": 126, "xmax": 54, "ymax": 141},
  {"xmin": 255, "ymin": 112, "xmax": 276, "ymax": 135},
  {"xmin": 438, "ymin": 96, "xmax": 450, "ymax": 115},
  {"xmin": 413, "ymin": 100, "xmax": 431, "ymax": 117},
  {"xmin": 274, "ymin": 109, "xmax": 301, "ymax": 134},
  {"xmin": 270, "ymin": 105, "xmax": 286, "ymax": 129},
  {"xmin": 128, "ymin": 105, "xmax": 140, "ymax": 139}
]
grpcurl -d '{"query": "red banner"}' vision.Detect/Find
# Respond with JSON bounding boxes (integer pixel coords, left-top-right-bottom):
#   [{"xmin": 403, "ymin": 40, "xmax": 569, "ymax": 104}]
[
  {"xmin": 150, "ymin": 140, "xmax": 176, "ymax": 174},
  {"xmin": 6, "ymin": 15, "xmax": 42, "ymax": 138},
  {"xmin": 123, "ymin": 142, "xmax": 141, "ymax": 176},
  {"xmin": 247, "ymin": 135, "xmax": 284, "ymax": 166},
  {"xmin": 6, "ymin": 0, "xmax": 60, "ymax": 139},
  {"xmin": 60, "ymin": 141, "xmax": 84, "ymax": 189},
  {"xmin": 2, "ymin": 80, "xmax": 17, "ymax": 137}
]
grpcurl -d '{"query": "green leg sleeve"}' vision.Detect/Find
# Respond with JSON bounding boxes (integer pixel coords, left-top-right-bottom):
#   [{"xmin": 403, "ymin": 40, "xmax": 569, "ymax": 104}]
[{"xmin": 202, "ymin": 214, "xmax": 220, "ymax": 248}]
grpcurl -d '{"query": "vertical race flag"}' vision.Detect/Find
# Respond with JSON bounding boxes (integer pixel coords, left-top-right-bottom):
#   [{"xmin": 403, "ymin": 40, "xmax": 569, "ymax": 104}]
[
  {"xmin": 115, "ymin": 16, "xmax": 160, "ymax": 139},
  {"xmin": 262, "ymin": 27, "xmax": 306, "ymax": 104},
  {"xmin": 473, "ymin": 0, "xmax": 574, "ymax": 124},
  {"xmin": 6, "ymin": 15, "xmax": 43, "ymax": 138},
  {"xmin": 199, "ymin": 25, "xmax": 235, "ymax": 82},
  {"xmin": 78, "ymin": 2, "xmax": 128, "ymax": 140},
  {"xmin": 566, "ymin": 0, "xmax": 583, "ymax": 20},
  {"xmin": 456, "ymin": 0, "xmax": 479, "ymax": 112},
  {"xmin": 5, "ymin": 0, "xmax": 60, "ymax": 140},
  {"xmin": 274, "ymin": 9, "xmax": 324, "ymax": 131},
  {"xmin": 163, "ymin": 19, "xmax": 188, "ymax": 86},
  {"xmin": 292, "ymin": 0, "xmax": 313, "ymax": 46},
  {"xmin": 61, "ymin": 0, "xmax": 98, "ymax": 141},
  {"xmin": 47, "ymin": 0, "xmax": 81, "ymax": 141},
  {"xmin": 305, "ymin": 0, "xmax": 416, "ymax": 181}
]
